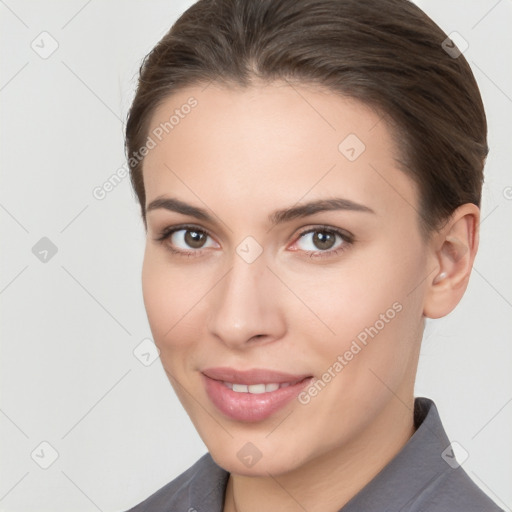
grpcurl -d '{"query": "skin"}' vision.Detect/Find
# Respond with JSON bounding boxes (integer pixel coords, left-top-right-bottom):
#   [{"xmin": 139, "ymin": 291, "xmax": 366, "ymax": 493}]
[{"xmin": 140, "ymin": 81, "xmax": 479, "ymax": 512}]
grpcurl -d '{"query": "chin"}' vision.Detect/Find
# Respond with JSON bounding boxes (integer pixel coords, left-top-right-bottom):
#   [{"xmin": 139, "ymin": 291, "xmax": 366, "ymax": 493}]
[{"xmin": 205, "ymin": 434, "xmax": 309, "ymax": 477}]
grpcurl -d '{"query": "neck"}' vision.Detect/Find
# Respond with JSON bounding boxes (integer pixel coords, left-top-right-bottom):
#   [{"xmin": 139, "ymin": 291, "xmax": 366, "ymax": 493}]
[{"xmin": 223, "ymin": 395, "xmax": 417, "ymax": 512}]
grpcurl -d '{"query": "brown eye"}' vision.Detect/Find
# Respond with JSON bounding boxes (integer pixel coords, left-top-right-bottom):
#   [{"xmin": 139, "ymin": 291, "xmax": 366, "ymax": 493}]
[
  {"xmin": 291, "ymin": 226, "xmax": 353, "ymax": 259},
  {"xmin": 156, "ymin": 226, "xmax": 218, "ymax": 256},
  {"xmin": 297, "ymin": 229, "xmax": 343, "ymax": 252},
  {"xmin": 311, "ymin": 231, "xmax": 337, "ymax": 251},
  {"xmin": 184, "ymin": 230, "xmax": 207, "ymax": 249}
]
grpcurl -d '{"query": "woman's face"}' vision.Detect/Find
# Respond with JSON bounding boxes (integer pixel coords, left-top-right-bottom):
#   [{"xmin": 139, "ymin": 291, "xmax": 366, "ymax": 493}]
[{"xmin": 141, "ymin": 81, "xmax": 433, "ymax": 475}]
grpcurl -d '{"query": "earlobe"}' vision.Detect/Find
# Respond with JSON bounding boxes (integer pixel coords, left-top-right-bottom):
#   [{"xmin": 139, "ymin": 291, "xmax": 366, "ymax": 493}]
[{"xmin": 423, "ymin": 204, "xmax": 480, "ymax": 319}]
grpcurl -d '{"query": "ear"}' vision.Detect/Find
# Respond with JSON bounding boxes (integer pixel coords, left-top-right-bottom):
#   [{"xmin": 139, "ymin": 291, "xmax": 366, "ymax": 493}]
[{"xmin": 423, "ymin": 203, "xmax": 480, "ymax": 319}]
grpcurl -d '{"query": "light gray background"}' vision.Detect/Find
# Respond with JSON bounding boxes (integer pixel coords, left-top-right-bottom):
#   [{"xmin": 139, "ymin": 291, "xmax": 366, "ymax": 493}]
[{"xmin": 1, "ymin": 1, "xmax": 511, "ymax": 511}]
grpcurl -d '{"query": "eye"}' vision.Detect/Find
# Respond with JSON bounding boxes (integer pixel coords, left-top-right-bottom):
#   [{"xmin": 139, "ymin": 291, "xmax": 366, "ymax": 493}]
[
  {"xmin": 155, "ymin": 225, "xmax": 218, "ymax": 256},
  {"xmin": 291, "ymin": 226, "xmax": 353, "ymax": 259},
  {"xmin": 155, "ymin": 224, "xmax": 354, "ymax": 260}
]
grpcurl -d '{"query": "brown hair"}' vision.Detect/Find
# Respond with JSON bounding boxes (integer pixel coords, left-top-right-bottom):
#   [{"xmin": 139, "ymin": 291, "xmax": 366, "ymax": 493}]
[{"xmin": 125, "ymin": 0, "xmax": 488, "ymax": 238}]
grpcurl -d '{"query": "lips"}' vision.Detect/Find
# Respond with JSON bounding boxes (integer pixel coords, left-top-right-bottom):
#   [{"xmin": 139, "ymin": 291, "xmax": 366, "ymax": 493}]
[{"xmin": 201, "ymin": 367, "xmax": 313, "ymax": 422}]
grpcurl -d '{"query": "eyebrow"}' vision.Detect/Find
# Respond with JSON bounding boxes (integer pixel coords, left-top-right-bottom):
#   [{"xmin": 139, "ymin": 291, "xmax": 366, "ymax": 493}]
[{"xmin": 146, "ymin": 196, "xmax": 375, "ymax": 226}]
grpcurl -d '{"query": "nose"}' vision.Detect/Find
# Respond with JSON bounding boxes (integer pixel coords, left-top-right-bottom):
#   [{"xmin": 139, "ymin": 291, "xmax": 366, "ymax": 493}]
[{"xmin": 207, "ymin": 251, "xmax": 286, "ymax": 350}]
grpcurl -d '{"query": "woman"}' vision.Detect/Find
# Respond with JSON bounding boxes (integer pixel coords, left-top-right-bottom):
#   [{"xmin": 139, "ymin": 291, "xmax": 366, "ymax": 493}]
[{"xmin": 124, "ymin": 0, "xmax": 504, "ymax": 510}]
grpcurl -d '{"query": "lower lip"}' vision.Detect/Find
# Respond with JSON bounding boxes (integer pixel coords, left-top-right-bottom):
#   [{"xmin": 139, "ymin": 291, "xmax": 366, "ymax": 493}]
[{"xmin": 202, "ymin": 374, "xmax": 313, "ymax": 422}]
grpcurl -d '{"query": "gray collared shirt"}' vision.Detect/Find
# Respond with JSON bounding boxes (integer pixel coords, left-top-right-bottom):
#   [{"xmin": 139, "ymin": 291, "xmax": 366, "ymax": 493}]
[{"xmin": 127, "ymin": 397, "xmax": 505, "ymax": 511}]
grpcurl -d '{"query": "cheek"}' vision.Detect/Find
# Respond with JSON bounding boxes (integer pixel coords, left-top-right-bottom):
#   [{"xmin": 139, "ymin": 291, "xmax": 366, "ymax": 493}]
[
  {"xmin": 302, "ymin": 239, "xmax": 426, "ymax": 368},
  {"xmin": 298, "ymin": 255, "xmax": 409, "ymax": 338},
  {"xmin": 142, "ymin": 251, "xmax": 169, "ymax": 339},
  {"xmin": 141, "ymin": 248, "xmax": 190, "ymax": 351},
  {"xmin": 141, "ymin": 246, "xmax": 216, "ymax": 370}
]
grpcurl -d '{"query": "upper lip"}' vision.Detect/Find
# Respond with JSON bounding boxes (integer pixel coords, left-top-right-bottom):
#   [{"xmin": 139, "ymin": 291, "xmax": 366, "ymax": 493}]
[{"xmin": 202, "ymin": 367, "xmax": 312, "ymax": 385}]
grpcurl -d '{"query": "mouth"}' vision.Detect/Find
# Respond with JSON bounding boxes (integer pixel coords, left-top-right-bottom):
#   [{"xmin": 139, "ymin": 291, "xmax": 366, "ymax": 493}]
[
  {"xmin": 201, "ymin": 367, "xmax": 314, "ymax": 422},
  {"xmin": 222, "ymin": 380, "xmax": 302, "ymax": 393}
]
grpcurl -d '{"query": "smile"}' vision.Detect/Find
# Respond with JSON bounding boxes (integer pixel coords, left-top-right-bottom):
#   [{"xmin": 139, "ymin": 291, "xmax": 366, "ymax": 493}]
[{"xmin": 201, "ymin": 367, "xmax": 313, "ymax": 422}]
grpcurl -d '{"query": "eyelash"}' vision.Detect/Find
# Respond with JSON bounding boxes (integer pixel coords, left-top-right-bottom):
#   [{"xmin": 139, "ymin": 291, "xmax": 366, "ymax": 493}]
[{"xmin": 154, "ymin": 224, "xmax": 354, "ymax": 260}]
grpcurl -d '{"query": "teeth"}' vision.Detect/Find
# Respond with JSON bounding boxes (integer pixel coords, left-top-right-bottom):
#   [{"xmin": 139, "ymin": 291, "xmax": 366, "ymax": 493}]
[
  {"xmin": 248, "ymin": 384, "xmax": 266, "ymax": 394},
  {"xmin": 225, "ymin": 382, "xmax": 284, "ymax": 393}
]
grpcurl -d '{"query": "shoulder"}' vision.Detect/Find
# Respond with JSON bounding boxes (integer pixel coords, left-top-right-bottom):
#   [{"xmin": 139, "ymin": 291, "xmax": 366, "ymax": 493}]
[
  {"xmin": 125, "ymin": 452, "xmax": 229, "ymax": 512},
  {"xmin": 402, "ymin": 397, "xmax": 505, "ymax": 512},
  {"xmin": 342, "ymin": 397, "xmax": 505, "ymax": 512},
  {"xmin": 419, "ymin": 465, "xmax": 506, "ymax": 512},
  {"xmin": 411, "ymin": 399, "xmax": 505, "ymax": 512}
]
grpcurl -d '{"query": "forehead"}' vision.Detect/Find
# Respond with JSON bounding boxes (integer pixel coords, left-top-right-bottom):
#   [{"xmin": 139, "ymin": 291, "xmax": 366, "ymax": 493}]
[{"xmin": 142, "ymin": 81, "xmax": 419, "ymax": 225}]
